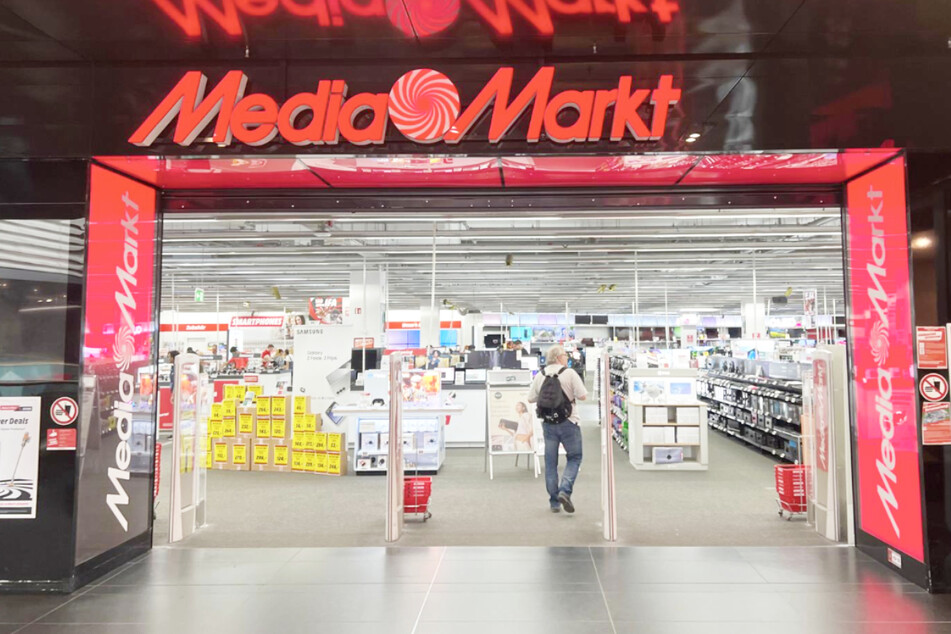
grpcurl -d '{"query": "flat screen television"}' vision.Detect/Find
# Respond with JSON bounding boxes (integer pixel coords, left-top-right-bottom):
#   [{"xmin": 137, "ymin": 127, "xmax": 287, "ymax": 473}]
[
  {"xmin": 592, "ymin": 315, "xmax": 608, "ymax": 325},
  {"xmin": 575, "ymin": 315, "xmax": 592, "ymax": 324},
  {"xmin": 483, "ymin": 333, "xmax": 501, "ymax": 347},
  {"xmin": 351, "ymin": 348, "xmax": 383, "ymax": 373},
  {"xmin": 499, "ymin": 350, "xmax": 520, "ymax": 369},
  {"xmin": 466, "ymin": 350, "xmax": 493, "ymax": 369}
]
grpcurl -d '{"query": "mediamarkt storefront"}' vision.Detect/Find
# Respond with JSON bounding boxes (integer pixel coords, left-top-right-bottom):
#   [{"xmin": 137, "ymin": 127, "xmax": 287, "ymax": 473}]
[{"xmin": 1, "ymin": 0, "xmax": 951, "ymax": 593}]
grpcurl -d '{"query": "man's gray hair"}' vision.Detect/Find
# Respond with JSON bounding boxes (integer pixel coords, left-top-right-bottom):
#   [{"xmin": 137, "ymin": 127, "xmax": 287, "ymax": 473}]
[{"xmin": 546, "ymin": 345, "xmax": 567, "ymax": 365}]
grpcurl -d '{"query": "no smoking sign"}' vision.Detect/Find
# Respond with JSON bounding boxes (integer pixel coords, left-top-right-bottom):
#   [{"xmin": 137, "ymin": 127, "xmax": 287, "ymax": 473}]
[
  {"xmin": 50, "ymin": 396, "xmax": 79, "ymax": 425},
  {"xmin": 920, "ymin": 373, "xmax": 949, "ymax": 402}
]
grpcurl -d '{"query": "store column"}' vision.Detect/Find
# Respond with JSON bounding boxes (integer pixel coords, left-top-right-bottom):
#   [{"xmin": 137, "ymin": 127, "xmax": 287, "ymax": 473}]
[{"xmin": 349, "ymin": 268, "xmax": 385, "ymax": 346}]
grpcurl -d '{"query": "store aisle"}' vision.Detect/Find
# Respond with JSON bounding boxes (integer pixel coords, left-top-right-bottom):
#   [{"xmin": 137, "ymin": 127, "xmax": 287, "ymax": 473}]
[
  {"xmin": 5, "ymin": 545, "xmax": 950, "ymax": 633},
  {"xmin": 157, "ymin": 407, "xmax": 828, "ymax": 548}
]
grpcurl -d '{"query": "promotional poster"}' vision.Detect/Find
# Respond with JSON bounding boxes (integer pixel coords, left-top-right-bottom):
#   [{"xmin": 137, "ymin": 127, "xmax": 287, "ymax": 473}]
[
  {"xmin": 487, "ymin": 388, "xmax": 536, "ymax": 455},
  {"xmin": 0, "ymin": 397, "xmax": 41, "ymax": 519},
  {"xmin": 292, "ymin": 325, "xmax": 354, "ymax": 419}
]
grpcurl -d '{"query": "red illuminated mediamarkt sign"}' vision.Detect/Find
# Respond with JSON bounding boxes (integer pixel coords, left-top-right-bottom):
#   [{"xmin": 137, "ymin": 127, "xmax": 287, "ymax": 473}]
[
  {"xmin": 152, "ymin": 0, "xmax": 678, "ymax": 39},
  {"xmin": 130, "ymin": 67, "xmax": 680, "ymax": 147}
]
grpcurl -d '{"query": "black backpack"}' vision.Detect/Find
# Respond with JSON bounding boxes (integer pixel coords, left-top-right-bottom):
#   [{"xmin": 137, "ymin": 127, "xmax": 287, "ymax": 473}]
[{"xmin": 536, "ymin": 367, "xmax": 572, "ymax": 423}]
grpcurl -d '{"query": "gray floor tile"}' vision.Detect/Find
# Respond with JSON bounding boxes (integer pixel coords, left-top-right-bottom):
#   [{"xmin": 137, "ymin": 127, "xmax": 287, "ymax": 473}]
[
  {"xmin": 613, "ymin": 622, "xmax": 851, "ymax": 634},
  {"xmin": 0, "ymin": 625, "xmax": 24, "ymax": 634},
  {"xmin": 149, "ymin": 547, "xmax": 302, "ymax": 563},
  {"xmin": 274, "ymin": 559, "xmax": 436, "ymax": 584},
  {"xmin": 604, "ymin": 590, "xmax": 795, "ymax": 623},
  {"xmin": 440, "ymin": 546, "xmax": 593, "ymax": 561},
  {"xmin": 99, "ymin": 560, "xmax": 287, "ymax": 586},
  {"xmin": 18, "ymin": 626, "xmax": 147, "ymax": 634},
  {"xmin": 592, "ymin": 546, "xmax": 746, "ymax": 562},
  {"xmin": 415, "ymin": 622, "xmax": 615, "ymax": 634},
  {"xmin": 418, "ymin": 590, "xmax": 610, "ymax": 622},
  {"xmin": 0, "ymin": 595, "xmax": 72, "ymax": 624},
  {"xmin": 433, "ymin": 558, "xmax": 597, "ymax": 584},
  {"xmin": 428, "ymin": 582, "xmax": 601, "ymax": 593},
  {"xmin": 594, "ymin": 558, "xmax": 766, "ymax": 585},
  {"xmin": 21, "ymin": 622, "xmax": 417, "ymax": 634},
  {"xmin": 290, "ymin": 546, "xmax": 444, "ymax": 562}
]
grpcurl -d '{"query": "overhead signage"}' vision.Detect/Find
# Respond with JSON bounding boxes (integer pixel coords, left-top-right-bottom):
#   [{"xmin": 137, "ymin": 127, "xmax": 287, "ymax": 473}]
[
  {"xmin": 915, "ymin": 326, "xmax": 948, "ymax": 369},
  {"xmin": 129, "ymin": 68, "xmax": 681, "ymax": 148},
  {"xmin": 151, "ymin": 0, "xmax": 678, "ymax": 39},
  {"xmin": 194, "ymin": 287, "xmax": 204, "ymax": 302},
  {"xmin": 919, "ymin": 373, "xmax": 948, "ymax": 402},
  {"xmin": 159, "ymin": 323, "xmax": 229, "ymax": 332},
  {"xmin": 308, "ymin": 297, "xmax": 344, "ymax": 324},
  {"xmin": 845, "ymin": 157, "xmax": 924, "ymax": 563},
  {"xmin": 229, "ymin": 316, "xmax": 285, "ymax": 328},
  {"xmin": 0, "ymin": 397, "xmax": 41, "ymax": 519},
  {"xmin": 354, "ymin": 337, "xmax": 376, "ymax": 349}
]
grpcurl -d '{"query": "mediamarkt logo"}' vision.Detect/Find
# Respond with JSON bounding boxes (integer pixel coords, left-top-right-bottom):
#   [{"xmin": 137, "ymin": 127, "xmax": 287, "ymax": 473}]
[
  {"xmin": 129, "ymin": 67, "xmax": 680, "ymax": 147},
  {"xmin": 106, "ymin": 191, "xmax": 142, "ymax": 532},
  {"xmin": 865, "ymin": 183, "xmax": 902, "ymax": 539}
]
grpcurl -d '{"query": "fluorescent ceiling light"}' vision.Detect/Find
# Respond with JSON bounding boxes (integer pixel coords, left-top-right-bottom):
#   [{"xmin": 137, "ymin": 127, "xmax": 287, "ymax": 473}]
[{"xmin": 164, "ymin": 234, "xmax": 330, "ymax": 243}]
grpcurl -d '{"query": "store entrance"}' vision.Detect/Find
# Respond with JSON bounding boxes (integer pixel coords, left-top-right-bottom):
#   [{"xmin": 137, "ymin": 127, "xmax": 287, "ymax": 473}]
[{"xmin": 139, "ymin": 153, "xmax": 863, "ymax": 549}]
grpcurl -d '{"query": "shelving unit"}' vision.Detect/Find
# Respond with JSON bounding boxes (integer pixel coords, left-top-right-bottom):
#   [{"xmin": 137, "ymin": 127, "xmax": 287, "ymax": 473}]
[
  {"xmin": 629, "ymin": 403, "xmax": 708, "ymax": 470},
  {"xmin": 699, "ymin": 356, "xmax": 803, "ymax": 463}
]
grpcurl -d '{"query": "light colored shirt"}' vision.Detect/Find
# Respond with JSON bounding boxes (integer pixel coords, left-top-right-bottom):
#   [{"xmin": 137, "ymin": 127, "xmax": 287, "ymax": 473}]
[{"xmin": 527, "ymin": 364, "xmax": 588, "ymax": 424}]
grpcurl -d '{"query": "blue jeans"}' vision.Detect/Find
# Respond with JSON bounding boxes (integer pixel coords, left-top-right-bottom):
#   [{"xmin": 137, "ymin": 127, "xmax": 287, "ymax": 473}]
[{"xmin": 542, "ymin": 421, "xmax": 583, "ymax": 506}]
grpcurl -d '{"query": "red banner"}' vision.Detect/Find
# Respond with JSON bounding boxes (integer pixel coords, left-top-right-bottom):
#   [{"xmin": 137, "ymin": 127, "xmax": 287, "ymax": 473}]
[{"xmin": 846, "ymin": 157, "xmax": 924, "ymax": 562}]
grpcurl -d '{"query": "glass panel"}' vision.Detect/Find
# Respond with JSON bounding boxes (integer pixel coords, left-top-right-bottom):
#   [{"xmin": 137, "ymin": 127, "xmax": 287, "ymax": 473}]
[{"xmin": 0, "ymin": 218, "xmax": 85, "ymax": 383}]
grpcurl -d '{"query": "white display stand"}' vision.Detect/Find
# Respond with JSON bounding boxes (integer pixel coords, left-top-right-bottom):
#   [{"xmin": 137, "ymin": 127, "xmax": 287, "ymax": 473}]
[
  {"xmin": 335, "ymin": 405, "xmax": 464, "ymax": 474},
  {"xmin": 629, "ymin": 402, "xmax": 709, "ymax": 471}
]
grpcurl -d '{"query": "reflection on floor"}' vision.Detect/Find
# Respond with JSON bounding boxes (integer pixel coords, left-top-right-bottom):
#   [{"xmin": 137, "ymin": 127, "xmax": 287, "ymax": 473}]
[
  {"xmin": 4, "ymin": 546, "xmax": 950, "ymax": 633},
  {"xmin": 154, "ymin": 408, "xmax": 828, "ymax": 548}
]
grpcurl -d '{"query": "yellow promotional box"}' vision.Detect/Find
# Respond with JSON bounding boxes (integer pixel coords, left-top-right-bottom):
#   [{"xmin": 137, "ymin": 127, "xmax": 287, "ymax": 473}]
[
  {"xmin": 314, "ymin": 432, "xmax": 327, "ymax": 452},
  {"xmin": 212, "ymin": 441, "xmax": 229, "ymax": 468},
  {"xmin": 291, "ymin": 450, "xmax": 307, "ymax": 472},
  {"xmin": 234, "ymin": 384, "xmax": 247, "ymax": 400},
  {"xmin": 222, "ymin": 398, "xmax": 237, "ymax": 417},
  {"xmin": 255, "ymin": 418, "xmax": 272, "ymax": 439},
  {"xmin": 315, "ymin": 452, "xmax": 328, "ymax": 473},
  {"xmin": 238, "ymin": 411, "xmax": 255, "ymax": 435},
  {"xmin": 293, "ymin": 395, "xmax": 310, "ymax": 415},
  {"xmin": 256, "ymin": 397, "xmax": 271, "ymax": 418},
  {"xmin": 251, "ymin": 443, "xmax": 270, "ymax": 471},
  {"xmin": 204, "ymin": 451, "xmax": 212, "ymax": 469},
  {"xmin": 210, "ymin": 419, "xmax": 224, "ymax": 439},
  {"xmin": 223, "ymin": 384, "xmax": 237, "ymax": 401},
  {"xmin": 246, "ymin": 384, "xmax": 263, "ymax": 396},
  {"xmin": 271, "ymin": 396, "xmax": 288, "ymax": 418},
  {"xmin": 270, "ymin": 417, "xmax": 288, "ymax": 440},
  {"xmin": 210, "ymin": 403, "xmax": 223, "ymax": 421},
  {"xmin": 269, "ymin": 442, "xmax": 290, "ymax": 472},
  {"xmin": 327, "ymin": 432, "xmax": 346, "ymax": 453},
  {"xmin": 222, "ymin": 418, "xmax": 237, "ymax": 438},
  {"xmin": 202, "ymin": 435, "xmax": 212, "ymax": 453},
  {"xmin": 231, "ymin": 440, "xmax": 249, "ymax": 468},
  {"xmin": 294, "ymin": 413, "xmax": 317, "ymax": 433},
  {"xmin": 303, "ymin": 451, "xmax": 316, "ymax": 473},
  {"xmin": 327, "ymin": 453, "xmax": 346, "ymax": 475}
]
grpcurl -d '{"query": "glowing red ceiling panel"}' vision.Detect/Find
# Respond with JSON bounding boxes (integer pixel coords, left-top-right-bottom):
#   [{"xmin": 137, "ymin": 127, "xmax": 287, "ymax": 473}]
[
  {"xmin": 501, "ymin": 155, "xmax": 700, "ymax": 187},
  {"xmin": 95, "ymin": 156, "xmax": 327, "ymax": 189},
  {"xmin": 678, "ymin": 150, "xmax": 900, "ymax": 186},
  {"xmin": 299, "ymin": 157, "xmax": 502, "ymax": 188}
]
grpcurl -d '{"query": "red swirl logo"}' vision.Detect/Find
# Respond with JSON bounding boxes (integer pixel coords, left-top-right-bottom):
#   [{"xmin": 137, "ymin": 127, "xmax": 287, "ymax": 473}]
[
  {"xmin": 113, "ymin": 325, "xmax": 135, "ymax": 371},
  {"xmin": 388, "ymin": 69, "xmax": 460, "ymax": 143},
  {"xmin": 386, "ymin": 0, "xmax": 459, "ymax": 38},
  {"xmin": 869, "ymin": 320, "xmax": 889, "ymax": 365}
]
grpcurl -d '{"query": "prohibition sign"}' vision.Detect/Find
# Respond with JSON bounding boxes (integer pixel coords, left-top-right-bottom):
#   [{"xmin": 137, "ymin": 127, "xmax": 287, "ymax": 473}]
[
  {"xmin": 50, "ymin": 396, "xmax": 79, "ymax": 425},
  {"xmin": 919, "ymin": 373, "xmax": 949, "ymax": 402}
]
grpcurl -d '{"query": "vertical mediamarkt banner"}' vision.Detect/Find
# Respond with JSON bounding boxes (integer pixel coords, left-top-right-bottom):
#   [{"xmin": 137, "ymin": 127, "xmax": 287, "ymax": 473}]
[
  {"xmin": 846, "ymin": 157, "xmax": 924, "ymax": 564},
  {"xmin": 75, "ymin": 166, "xmax": 157, "ymax": 564}
]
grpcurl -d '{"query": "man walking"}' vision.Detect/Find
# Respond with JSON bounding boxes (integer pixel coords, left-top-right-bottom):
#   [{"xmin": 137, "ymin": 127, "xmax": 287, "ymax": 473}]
[{"xmin": 527, "ymin": 345, "xmax": 587, "ymax": 513}]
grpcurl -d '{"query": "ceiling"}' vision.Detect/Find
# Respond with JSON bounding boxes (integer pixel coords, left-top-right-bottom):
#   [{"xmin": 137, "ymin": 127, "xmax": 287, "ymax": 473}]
[{"xmin": 159, "ymin": 205, "xmax": 845, "ymax": 316}]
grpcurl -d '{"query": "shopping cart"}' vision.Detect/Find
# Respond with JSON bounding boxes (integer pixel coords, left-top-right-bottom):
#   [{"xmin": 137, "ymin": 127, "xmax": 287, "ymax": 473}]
[
  {"xmin": 404, "ymin": 476, "xmax": 432, "ymax": 521},
  {"xmin": 774, "ymin": 464, "xmax": 807, "ymax": 520}
]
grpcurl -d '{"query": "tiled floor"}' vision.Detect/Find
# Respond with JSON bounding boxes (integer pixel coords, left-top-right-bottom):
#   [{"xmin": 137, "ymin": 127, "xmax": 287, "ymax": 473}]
[{"xmin": 4, "ymin": 546, "xmax": 951, "ymax": 633}]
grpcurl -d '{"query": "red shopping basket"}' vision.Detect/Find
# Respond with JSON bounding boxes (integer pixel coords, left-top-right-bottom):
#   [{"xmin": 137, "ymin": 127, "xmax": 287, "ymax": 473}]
[
  {"xmin": 404, "ymin": 476, "xmax": 432, "ymax": 521},
  {"xmin": 774, "ymin": 464, "xmax": 807, "ymax": 519}
]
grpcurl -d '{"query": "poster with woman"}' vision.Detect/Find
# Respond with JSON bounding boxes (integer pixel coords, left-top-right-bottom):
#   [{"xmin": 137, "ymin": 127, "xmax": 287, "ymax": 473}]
[{"xmin": 487, "ymin": 388, "xmax": 535, "ymax": 455}]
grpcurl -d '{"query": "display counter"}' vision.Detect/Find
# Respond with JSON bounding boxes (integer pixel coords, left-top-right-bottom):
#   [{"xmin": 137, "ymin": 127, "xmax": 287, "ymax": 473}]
[{"xmin": 334, "ymin": 405, "xmax": 465, "ymax": 474}]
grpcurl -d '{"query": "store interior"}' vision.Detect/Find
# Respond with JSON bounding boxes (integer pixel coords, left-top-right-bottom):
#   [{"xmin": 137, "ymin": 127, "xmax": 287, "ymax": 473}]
[{"xmin": 152, "ymin": 193, "xmax": 850, "ymax": 548}]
